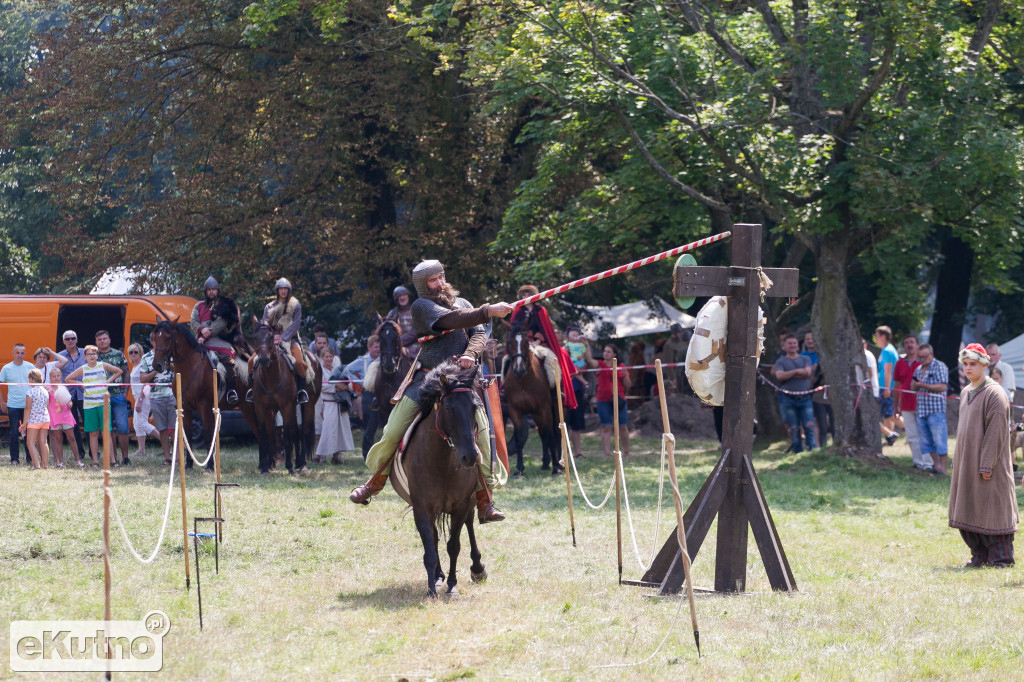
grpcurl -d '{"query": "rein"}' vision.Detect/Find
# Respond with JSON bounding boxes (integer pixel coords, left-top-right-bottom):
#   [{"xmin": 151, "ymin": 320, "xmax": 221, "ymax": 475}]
[{"xmin": 253, "ymin": 330, "xmax": 289, "ymax": 397}]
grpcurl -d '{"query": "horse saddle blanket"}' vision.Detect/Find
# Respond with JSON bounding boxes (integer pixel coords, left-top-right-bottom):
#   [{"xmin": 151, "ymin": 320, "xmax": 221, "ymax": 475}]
[
  {"xmin": 502, "ymin": 345, "xmax": 558, "ymax": 389},
  {"xmin": 390, "ymin": 411, "xmax": 427, "ymax": 507},
  {"xmin": 277, "ymin": 343, "xmax": 317, "ymax": 384}
]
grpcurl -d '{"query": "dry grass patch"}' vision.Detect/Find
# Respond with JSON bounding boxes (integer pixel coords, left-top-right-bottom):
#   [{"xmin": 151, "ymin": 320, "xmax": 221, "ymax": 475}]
[{"xmin": 1, "ymin": 433, "xmax": 1023, "ymax": 679}]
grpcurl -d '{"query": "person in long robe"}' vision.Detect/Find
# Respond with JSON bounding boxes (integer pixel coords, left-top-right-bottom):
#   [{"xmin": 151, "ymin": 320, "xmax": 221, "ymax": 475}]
[{"xmin": 949, "ymin": 343, "xmax": 1020, "ymax": 568}]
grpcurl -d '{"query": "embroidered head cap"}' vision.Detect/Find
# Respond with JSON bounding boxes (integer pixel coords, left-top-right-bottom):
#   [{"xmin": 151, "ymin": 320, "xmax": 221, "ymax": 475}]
[{"xmin": 958, "ymin": 342, "xmax": 990, "ymax": 366}]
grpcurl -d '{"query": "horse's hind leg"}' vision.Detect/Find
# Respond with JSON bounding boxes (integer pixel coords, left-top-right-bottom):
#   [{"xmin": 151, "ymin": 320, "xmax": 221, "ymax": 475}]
[
  {"xmin": 465, "ymin": 513, "xmax": 487, "ymax": 583},
  {"xmin": 432, "ymin": 522, "xmax": 444, "ymax": 586},
  {"xmin": 509, "ymin": 410, "xmax": 526, "ymax": 476},
  {"xmin": 413, "ymin": 508, "xmax": 441, "ymax": 598}
]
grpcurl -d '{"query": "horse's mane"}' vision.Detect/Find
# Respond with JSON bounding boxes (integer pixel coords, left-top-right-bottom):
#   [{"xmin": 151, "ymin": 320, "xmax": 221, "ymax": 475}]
[
  {"xmin": 154, "ymin": 319, "xmax": 199, "ymax": 350},
  {"xmin": 417, "ymin": 361, "xmax": 483, "ymax": 413}
]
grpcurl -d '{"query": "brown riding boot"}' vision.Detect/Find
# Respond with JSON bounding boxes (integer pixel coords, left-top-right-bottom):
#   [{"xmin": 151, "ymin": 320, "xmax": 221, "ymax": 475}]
[
  {"xmin": 476, "ymin": 489, "xmax": 506, "ymax": 524},
  {"xmin": 349, "ymin": 472, "xmax": 388, "ymax": 505}
]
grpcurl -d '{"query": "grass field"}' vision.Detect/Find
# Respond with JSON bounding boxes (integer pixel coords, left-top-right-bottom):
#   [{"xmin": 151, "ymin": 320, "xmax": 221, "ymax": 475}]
[{"xmin": 2, "ymin": 431, "xmax": 1024, "ymax": 680}]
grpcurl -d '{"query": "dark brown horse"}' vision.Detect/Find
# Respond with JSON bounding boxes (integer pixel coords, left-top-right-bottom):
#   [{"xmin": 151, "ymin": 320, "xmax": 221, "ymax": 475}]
[
  {"xmin": 150, "ymin": 320, "xmax": 259, "ymax": 469},
  {"xmin": 392, "ymin": 361, "xmax": 487, "ymax": 598},
  {"xmin": 503, "ymin": 320, "xmax": 561, "ymax": 477},
  {"xmin": 372, "ymin": 317, "xmax": 412, "ymax": 423},
  {"xmin": 251, "ymin": 322, "xmax": 322, "ymax": 475}
]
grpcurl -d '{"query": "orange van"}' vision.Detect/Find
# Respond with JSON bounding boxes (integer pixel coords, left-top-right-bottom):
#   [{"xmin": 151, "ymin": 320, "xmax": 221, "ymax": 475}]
[{"xmin": 0, "ymin": 294, "xmax": 197, "ymax": 367}]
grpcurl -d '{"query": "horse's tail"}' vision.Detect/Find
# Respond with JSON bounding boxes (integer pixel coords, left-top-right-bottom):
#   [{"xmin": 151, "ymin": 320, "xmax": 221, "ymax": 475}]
[{"xmin": 437, "ymin": 512, "xmax": 451, "ymax": 542}]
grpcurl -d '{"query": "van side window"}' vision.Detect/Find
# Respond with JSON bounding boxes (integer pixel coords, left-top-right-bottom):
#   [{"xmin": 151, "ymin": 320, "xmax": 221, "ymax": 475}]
[
  {"xmin": 130, "ymin": 323, "xmax": 156, "ymax": 352},
  {"xmin": 57, "ymin": 305, "xmax": 126, "ymax": 349}
]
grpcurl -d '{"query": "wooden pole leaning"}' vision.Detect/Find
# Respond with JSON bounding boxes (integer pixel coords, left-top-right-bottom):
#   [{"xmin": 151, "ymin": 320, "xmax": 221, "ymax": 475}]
[
  {"xmin": 101, "ymin": 395, "xmax": 113, "ymax": 680},
  {"xmin": 175, "ymin": 373, "xmax": 191, "ymax": 590},
  {"xmin": 554, "ymin": 362, "xmax": 577, "ymax": 547},
  {"xmin": 612, "ymin": 359, "xmax": 623, "ymax": 585},
  {"xmin": 655, "ymin": 361, "xmax": 701, "ymax": 656}
]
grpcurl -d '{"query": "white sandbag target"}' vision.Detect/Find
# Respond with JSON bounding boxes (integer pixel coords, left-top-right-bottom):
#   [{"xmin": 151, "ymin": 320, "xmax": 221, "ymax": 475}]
[{"xmin": 685, "ymin": 296, "xmax": 765, "ymax": 406}]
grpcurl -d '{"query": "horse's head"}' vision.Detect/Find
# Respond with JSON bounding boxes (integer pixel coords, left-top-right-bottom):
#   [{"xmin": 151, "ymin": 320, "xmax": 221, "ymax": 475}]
[
  {"xmin": 253, "ymin": 322, "xmax": 276, "ymax": 368},
  {"xmin": 419, "ymin": 361, "xmax": 483, "ymax": 469},
  {"xmin": 151, "ymin": 320, "xmax": 177, "ymax": 372},
  {"xmin": 375, "ymin": 319, "xmax": 403, "ymax": 375},
  {"xmin": 505, "ymin": 322, "xmax": 532, "ymax": 377}
]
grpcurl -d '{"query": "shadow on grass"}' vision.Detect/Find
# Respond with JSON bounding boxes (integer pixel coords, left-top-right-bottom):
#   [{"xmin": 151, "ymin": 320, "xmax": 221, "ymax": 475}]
[{"xmin": 335, "ymin": 582, "xmax": 443, "ymax": 610}]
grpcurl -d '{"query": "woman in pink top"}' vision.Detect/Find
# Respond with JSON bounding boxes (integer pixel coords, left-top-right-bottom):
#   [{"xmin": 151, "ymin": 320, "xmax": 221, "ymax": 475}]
[{"xmin": 47, "ymin": 367, "xmax": 83, "ymax": 468}]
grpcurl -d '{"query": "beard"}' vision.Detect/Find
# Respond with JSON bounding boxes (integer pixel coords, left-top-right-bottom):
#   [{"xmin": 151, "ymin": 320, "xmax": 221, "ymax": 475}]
[{"xmin": 427, "ymin": 282, "xmax": 460, "ymax": 308}]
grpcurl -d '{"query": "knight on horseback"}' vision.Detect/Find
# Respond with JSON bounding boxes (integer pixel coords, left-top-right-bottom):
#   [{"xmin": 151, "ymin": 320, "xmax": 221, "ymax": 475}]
[
  {"xmin": 349, "ymin": 260, "xmax": 513, "ymax": 523},
  {"xmin": 387, "ymin": 285, "xmax": 419, "ymax": 356},
  {"xmin": 189, "ymin": 276, "xmax": 243, "ymax": 405},
  {"xmin": 249, "ymin": 277, "xmax": 311, "ymax": 404}
]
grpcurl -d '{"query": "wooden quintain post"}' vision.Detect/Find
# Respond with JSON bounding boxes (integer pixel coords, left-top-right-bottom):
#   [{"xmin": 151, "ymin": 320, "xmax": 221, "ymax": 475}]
[{"xmin": 639, "ymin": 223, "xmax": 798, "ymax": 594}]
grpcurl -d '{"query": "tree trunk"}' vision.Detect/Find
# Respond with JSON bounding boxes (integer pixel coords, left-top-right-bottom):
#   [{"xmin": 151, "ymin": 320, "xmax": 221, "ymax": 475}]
[
  {"xmin": 811, "ymin": 233, "xmax": 880, "ymax": 452},
  {"xmin": 929, "ymin": 234, "xmax": 973, "ymax": 393}
]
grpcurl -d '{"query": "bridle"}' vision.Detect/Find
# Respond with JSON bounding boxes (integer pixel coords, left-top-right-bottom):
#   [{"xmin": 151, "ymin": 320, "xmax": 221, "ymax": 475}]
[
  {"xmin": 379, "ymin": 320, "xmax": 403, "ymax": 375},
  {"xmin": 152, "ymin": 324, "xmax": 204, "ymax": 396},
  {"xmin": 432, "ymin": 386, "xmax": 479, "ymax": 451},
  {"xmin": 253, "ymin": 323, "xmax": 289, "ymax": 396}
]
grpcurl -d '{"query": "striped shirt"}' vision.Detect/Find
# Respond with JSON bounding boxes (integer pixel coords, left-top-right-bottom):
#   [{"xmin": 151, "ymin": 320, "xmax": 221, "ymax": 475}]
[
  {"xmin": 82, "ymin": 364, "xmax": 108, "ymax": 409},
  {"xmin": 913, "ymin": 359, "xmax": 949, "ymax": 416}
]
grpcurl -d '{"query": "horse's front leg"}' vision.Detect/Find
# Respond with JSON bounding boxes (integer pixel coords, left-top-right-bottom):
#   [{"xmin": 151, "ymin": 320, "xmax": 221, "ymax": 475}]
[
  {"xmin": 296, "ymin": 404, "xmax": 314, "ymax": 472},
  {"xmin": 465, "ymin": 509, "xmax": 487, "ymax": 583},
  {"xmin": 508, "ymin": 409, "xmax": 526, "ymax": 476},
  {"xmin": 257, "ymin": 422, "xmax": 273, "ymax": 475},
  {"xmin": 413, "ymin": 508, "xmax": 440, "ymax": 599},
  {"xmin": 445, "ymin": 510, "xmax": 466, "ymax": 598}
]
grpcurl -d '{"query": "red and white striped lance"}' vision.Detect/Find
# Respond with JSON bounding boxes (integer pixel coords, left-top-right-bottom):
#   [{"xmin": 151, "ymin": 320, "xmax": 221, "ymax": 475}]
[{"xmin": 417, "ymin": 231, "xmax": 731, "ymax": 343}]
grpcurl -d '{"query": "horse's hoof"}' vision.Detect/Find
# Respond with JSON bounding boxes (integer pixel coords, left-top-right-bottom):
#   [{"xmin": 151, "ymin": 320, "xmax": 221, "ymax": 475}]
[
  {"xmin": 296, "ymin": 466, "xmax": 308, "ymax": 474},
  {"xmin": 435, "ymin": 576, "xmax": 445, "ymax": 590},
  {"xmin": 443, "ymin": 587, "xmax": 460, "ymax": 601},
  {"xmin": 288, "ymin": 469, "xmax": 296, "ymax": 476},
  {"xmin": 260, "ymin": 471, "xmax": 269, "ymax": 478},
  {"xmin": 471, "ymin": 567, "xmax": 487, "ymax": 583}
]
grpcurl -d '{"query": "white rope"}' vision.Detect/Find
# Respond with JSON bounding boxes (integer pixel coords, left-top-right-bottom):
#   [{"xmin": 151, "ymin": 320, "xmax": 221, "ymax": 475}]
[
  {"xmin": 103, "ymin": 417, "xmax": 180, "ymax": 564},
  {"xmin": 177, "ymin": 407, "xmax": 221, "ymax": 467},
  {"xmin": 560, "ymin": 422, "xmax": 616, "ymax": 509},
  {"xmin": 616, "ymin": 432, "xmax": 672, "ymax": 572}
]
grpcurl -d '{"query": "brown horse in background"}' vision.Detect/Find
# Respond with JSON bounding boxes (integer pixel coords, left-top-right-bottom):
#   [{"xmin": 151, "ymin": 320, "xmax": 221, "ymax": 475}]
[
  {"xmin": 394, "ymin": 361, "xmax": 487, "ymax": 598},
  {"xmin": 502, "ymin": 319, "xmax": 561, "ymax": 477},
  {"xmin": 150, "ymin": 320, "xmax": 259, "ymax": 470},
  {"xmin": 372, "ymin": 317, "xmax": 412, "ymax": 423},
  {"xmin": 251, "ymin": 322, "xmax": 322, "ymax": 475}
]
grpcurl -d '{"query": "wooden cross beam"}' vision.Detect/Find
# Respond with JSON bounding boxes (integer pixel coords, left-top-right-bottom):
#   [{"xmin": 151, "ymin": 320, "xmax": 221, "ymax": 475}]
[{"xmin": 639, "ymin": 223, "xmax": 799, "ymax": 594}]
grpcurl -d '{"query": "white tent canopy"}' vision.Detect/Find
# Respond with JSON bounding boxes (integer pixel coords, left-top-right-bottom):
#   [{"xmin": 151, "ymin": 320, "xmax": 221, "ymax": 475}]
[
  {"xmin": 90, "ymin": 267, "xmax": 181, "ymax": 295},
  {"xmin": 579, "ymin": 297, "xmax": 696, "ymax": 339}
]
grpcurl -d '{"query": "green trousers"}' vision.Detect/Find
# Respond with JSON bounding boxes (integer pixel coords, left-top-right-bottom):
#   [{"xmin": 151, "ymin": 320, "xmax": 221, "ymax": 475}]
[{"xmin": 364, "ymin": 395, "xmax": 507, "ymax": 492}]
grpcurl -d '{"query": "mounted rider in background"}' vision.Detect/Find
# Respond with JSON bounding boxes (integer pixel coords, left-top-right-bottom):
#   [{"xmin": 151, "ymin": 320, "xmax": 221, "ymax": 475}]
[
  {"xmin": 189, "ymin": 276, "xmax": 243, "ymax": 405},
  {"xmin": 253, "ymin": 277, "xmax": 311, "ymax": 404},
  {"xmin": 386, "ymin": 285, "xmax": 419, "ymax": 357}
]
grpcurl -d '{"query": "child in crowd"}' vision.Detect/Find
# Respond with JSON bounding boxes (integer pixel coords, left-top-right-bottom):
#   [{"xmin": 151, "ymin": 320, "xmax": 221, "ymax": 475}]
[
  {"xmin": 65, "ymin": 345, "xmax": 123, "ymax": 466},
  {"xmin": 990, "ymin": 367, "xmax": 1013, "ymax": 400},
  {"xmin": 47, "ymin": 367, "xmax": 82, "ymax": 468},
  {"xmin": 566, "ymin": 327, "xmax": 588, "ymax": 370},
  {"xmin": 19, "ymin": 368, "xmax": 51, "ymax": 469}
]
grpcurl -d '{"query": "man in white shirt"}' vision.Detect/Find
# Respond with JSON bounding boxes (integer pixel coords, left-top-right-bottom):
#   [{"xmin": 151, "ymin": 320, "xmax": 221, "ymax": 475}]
[{"xmin": 985, "ymin": 343, "xmax": 1016, "ymax": 401}]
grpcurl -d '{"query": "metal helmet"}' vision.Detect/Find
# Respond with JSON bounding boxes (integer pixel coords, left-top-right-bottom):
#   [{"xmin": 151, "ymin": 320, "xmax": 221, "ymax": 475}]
[
  {"xmin": 274, "ymin": 277, "xmax": 292, "ymax": 293},
  {"xmin": 392, "ymin": 285, "xmax": 412, "ymax": 302},
  {"xmin": 412, "ymin": 260, "xmax": 444, "ymax": 298},
  {"xmin": 203, "ymin": 276, "xmax": 220, "ymax": 291}
]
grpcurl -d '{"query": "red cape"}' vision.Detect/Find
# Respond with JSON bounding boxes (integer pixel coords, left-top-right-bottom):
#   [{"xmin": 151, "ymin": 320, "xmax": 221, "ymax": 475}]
[{"xmin": 512, "ymin": 304, "xmax": 577, "ymax": 410}]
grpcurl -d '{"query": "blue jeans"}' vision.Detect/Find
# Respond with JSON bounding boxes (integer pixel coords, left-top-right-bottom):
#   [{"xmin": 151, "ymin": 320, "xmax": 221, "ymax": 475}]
[
  {"xmin": 917, "ymin": 411, "xmax": 948, "ymax": 456},
  {"xmin": 779, "ymin": 394, "xmax": 816, "ymax": 452},
  {"xmin": 109, "ymin": 394, "xmax": 130, "ymax": 434}
]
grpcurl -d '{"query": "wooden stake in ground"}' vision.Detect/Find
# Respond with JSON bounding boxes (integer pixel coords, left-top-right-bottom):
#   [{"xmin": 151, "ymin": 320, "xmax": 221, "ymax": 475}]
[
  {"xmin": 101, "ymin": 395, "xmax": 113, "ymax": 681},
  {"xmin": 176, "ymin": 373, "xmax": 191, "ymax": 590},
  {"xmin": 655, "ymin": 360, "xmax": 700, "ymax": 656},
  {"xmin": 554, "ymin": 362, "xmax": 577, "ymax": 546},
  {"xmin": 612, "ymin": 359, "xmax": 623, "ymax": 585},
  {"xmin": 213, "ymin": 370, "xmax": 222, "ymax": 544}
]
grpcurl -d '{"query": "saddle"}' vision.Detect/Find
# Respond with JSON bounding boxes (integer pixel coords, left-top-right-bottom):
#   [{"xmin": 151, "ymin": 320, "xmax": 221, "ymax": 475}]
[
  {"xmin": 501, "ymin": 344, "xmax": 559, "ymax": 389},
  {"xmin": 389, "ymin": 411, "xmax": 428, "ymax": 506}
]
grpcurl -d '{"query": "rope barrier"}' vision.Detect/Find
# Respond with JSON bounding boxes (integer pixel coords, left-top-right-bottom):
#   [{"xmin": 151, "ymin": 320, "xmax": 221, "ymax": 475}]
[
  {"xmin": 560, "ymin": 422, "xmax": 616, "ymax": 509},
  {"xmin": 176, "ymin": 406, "xmax": 222, "ymax": 468},
  {"xmin": 104, "ymin": 418, "xmax": 180, "ymax": 564},
  {"xmin": 616, "ymin": 434, "xmax": 671, "ymax": 572}
]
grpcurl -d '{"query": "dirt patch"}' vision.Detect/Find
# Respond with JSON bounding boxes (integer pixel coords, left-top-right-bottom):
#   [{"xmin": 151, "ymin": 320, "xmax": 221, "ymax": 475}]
[{"xmin": 625, "ymin": 394, "xmax": 720, "ymax": 441}]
